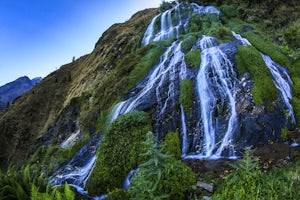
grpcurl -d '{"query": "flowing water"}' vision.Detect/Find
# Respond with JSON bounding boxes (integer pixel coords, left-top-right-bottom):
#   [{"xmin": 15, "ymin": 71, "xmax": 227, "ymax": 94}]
[
  {"xmin": 184, "ymin": 36, "xmax": 237, "ymax": 159},
  {"xmin": 261, "ymin": 54, "xmax": 296, "ymax": 125}
]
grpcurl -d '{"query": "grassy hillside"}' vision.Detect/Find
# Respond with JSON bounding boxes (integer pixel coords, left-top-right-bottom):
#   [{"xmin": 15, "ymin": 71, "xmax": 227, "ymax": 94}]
[{"xmin": 0, "ymin": 8, "xmax": 158, "ymax": 170}]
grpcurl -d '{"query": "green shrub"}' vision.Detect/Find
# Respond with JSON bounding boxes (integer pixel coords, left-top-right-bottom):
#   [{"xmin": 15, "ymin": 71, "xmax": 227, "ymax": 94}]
[
  {"xmin": 106, "ymin": 188, "xmax": 130, "ymax": 200},
  {"xmin": 235, "ymin": 45, "xmax": 277, "ymax": 108},
  {"xmin": 86, "ymin": 111, "xmax": 152, "ymax": 195},
  {"xmin": 284, "ymin": 19, "xmax": 300, "ymax": 50},
  {"xmin": 31, "ymin": 183, "xmax": 75, "ymax": 200},
  {"xmin": 162, "ymin": 132, "xmax": 182, "ymax": 159},
  {"xmin": 130, "ymin": 133, "xmax": 196, "ymax": 200},
  {"xmin": 184, "ymin": 49, "xmax": 201, "ymax": 68},
  {"xmin": 179, "ymin": 79, "xmax": 194, "ymax": 114},
  {"xmin": 212, "ymin": 148, "xmax": 300, "ymax": 199},
  {"xmin": 181, "ymin": 35, "xmax": 197, "ymax": 53},
  {"xmin": 188, "ymin": 14, "xmax": 202, "ymax": 32},
  {"xmin": 220, "ymin": 4, "xmax": 240, "ymax": 18}
]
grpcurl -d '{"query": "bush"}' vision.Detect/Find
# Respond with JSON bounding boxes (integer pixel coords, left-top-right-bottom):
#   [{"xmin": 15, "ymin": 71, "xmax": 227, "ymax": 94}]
[
  {"xmin": 179, "ymin": 79, "xmax": 194, "ymax": 114},
  {"xmin": 86, "ymin": 111, "xmax": 152, "ymax": 195},
  {"xmin": 212, "ymin": 148, "xmax": 300, "ymax": 199},
  {"xmin": 235, "ymin": 45, "xmax": 277, "ymax": 108},
  {"xmin": 188, "ymin": 14, "xmax": 202, "ymax": 32},
  {"xmin": 129, "ymin": 133, "xmax": 196, "ymax": 200},
  {"xmin": 220, "ymin": 5, "xmax": 240, "ymax": 19},
  {"xmin": 184, "ymin": 49, "xmax": 201, "ymax": 68},
  {"xmin": 284, "ymin": 19, "xmax": 300, "ymax": 50}
]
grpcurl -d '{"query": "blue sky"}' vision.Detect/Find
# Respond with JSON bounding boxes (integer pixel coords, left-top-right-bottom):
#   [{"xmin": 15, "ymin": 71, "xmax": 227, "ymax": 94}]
[{"xmin": 0, "ymin": 0, "xmax": 162, "ymax": 86}]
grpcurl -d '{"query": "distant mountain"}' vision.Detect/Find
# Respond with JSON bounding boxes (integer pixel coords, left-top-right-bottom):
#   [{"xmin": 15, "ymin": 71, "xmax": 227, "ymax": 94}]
[{"xmin": 0, "ymin": 76, "xmax": 42, "ymax": 111}]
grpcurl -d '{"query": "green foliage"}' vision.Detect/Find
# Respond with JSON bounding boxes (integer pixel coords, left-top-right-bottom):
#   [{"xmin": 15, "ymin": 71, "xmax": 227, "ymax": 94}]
[
  {"xmin": 243, "ymin": 31, "xmax": 291, "ymax": 68},
  {"xmin": 31, "ymin": 183, "xmax": 75, "ymax": 200},
  {"xmin": 284, "ymin": 19, "xmax": 300, "ymax": 50},
  {"xmin": 162, "ymin": 132, "xmax": 182, "ymax": 159},
  {"xmin": 130, "ymin": 133, "xmax": 196, "ymax": 200},
  {"xmin": 0, "ymin": 165, "xmax": 47, "ymax": 200},
  {"xmin": 160, "ymin": 0, "xmax": 173, "ymax": 12},
  {"xmin": 107, "ymin": 188, "xmax": 130, "ymax": 200},
  {"xmin": 281, "ymin": 126, "xmax": 289, "ymax": 141},
  {"xmin": 220, "ymin": 4, "xmax": 240, "ymax": 19},
  {"xmin": 128, "ymin": 44, "xmax": 166, "ymax": 89},
  {"xmin": 179, "ymin": 79, "xmax": 194, "ymax": 114},
  {"xmin": 188, "ymin": 14, "xmax": 202, "ymax": 32},
  {"xmin": 86, "ymin": 111, "xmax": 152, "ymax": 195},
  {"xmin": 212, "ymin": 148, "xmax": 300, "ymax": 199},
  {"xmin": 291, "ymin": 97, "xmax": 300, "ymax": 127},
  {"xmin": 235, "ymin": 45, "xmax": 277, "ymax": 108},
  {"xmin": 184, "ymin": 49, "xmax": 201, "ymax": 68},
  {"xmin": 181, "ymin": 35, "xmax": 197, "ymax": 53}
]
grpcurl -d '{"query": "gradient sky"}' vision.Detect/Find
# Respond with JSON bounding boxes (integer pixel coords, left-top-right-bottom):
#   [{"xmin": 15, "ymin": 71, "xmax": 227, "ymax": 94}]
[{"xmin": 0, "ymin": 0, "xmax": 162, "ymax": 86}]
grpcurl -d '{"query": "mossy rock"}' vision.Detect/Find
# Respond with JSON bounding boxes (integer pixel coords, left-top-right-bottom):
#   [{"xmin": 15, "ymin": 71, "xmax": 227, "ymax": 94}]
[
  {"xmin": 235, "ymin": 45, "xmax": 277, "ymax": 108},
  {"xmin": 181, "ymin": 35, "xmax": 197, "ymax": 53},
  {"xmin": 184, "ymin": 49, "xmax": 201, "ymax": 68},
  {"xmin": 179, "ymin": 78, "xmax": 194, "ymax": 114},
  {"xmin": 86, "ymin": 111, "xmax": 152, "ymax": 195}
]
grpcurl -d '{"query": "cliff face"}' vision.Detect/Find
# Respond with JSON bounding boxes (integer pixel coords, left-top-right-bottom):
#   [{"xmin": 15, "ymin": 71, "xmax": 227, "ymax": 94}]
[{"xmin": 0, "ymin": 8, "xmax": 158, "ymax": 170}]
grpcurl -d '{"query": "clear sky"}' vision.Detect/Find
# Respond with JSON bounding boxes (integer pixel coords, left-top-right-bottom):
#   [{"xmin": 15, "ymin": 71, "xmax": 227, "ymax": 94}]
[{"xmin": 0, "ymin": 0, "xmax": 162, "ymax": 86}]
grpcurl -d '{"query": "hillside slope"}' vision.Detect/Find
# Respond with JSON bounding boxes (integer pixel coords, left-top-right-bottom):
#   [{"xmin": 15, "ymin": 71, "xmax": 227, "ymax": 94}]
[{"xmin": 0, "ymin": 8, "xmax": 158, "ymax": 170}]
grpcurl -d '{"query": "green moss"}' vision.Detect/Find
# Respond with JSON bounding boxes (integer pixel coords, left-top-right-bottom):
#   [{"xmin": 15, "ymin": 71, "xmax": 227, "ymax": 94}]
[
  {"xmin": 284, "ymin": 19, "xmax": 300, "ymax": 50},
  {"xmin": 162, "ymin": 132, "xmax": 182, "ymax": 159},
  {"xmin": 179, "ymin": 79, "xmax": 194, "ymax": 114},
  {"xmin": 184, "ymin": 49, "xmax": 201, "ymax": 68},
  {"xmin": 181, "ymin": 35, "xmax": 197, "ymax": 53},
  {"xmin": 243, "ymin": 31, "xmax": 291, "ymax": 68},
  {"xmin": 235, "ymin": 45, "xmax": 277, "ymax": 108},
  {"xmin": 291, "ymin": 97, "xmax": 300, "ymax": 127},
  {"xmin": 86, "ymin": 111, "xmax": 152, "ymax": 195}
]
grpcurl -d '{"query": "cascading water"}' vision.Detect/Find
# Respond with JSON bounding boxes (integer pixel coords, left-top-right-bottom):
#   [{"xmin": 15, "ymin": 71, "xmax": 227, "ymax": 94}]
[
  {"xmin": 232, "ymin": 31, "xmax": 296, "ymax": 126},
  {"xmin": 185, "ymin": 35, "xmax": 238, "ymax": 159},
  {"xmin": 142, "ymin": 3, "xmax": 220, "ymax": 46},
  {"xmin": 261, "ymin": 54, "xmax": 296, "ymax": 125}
]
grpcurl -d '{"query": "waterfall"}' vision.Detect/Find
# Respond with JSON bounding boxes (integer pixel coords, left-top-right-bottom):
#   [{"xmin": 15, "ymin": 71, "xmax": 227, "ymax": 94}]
[
  {"xmin": 261, "ymin": 54, "xmax": 296, "ymax": 125},
  {"xmin": 50, "ymin": 134, "xmax": 103, "ymax": 193},
  {"xmin": 122, "ymin": 168, "xmax": 139, "ymax": 190},
  {"xmin": 180, "ymin": 105, "xmax": 188, "ymax": 155},
  {"xmin": 185, "ymin": 36, "xmax": 237, "ymax": 159},
  {"xmin": 142, "ymin": 3, "xmax": 220, "ymax": 46},
  {"xmin": 233, "ymin": 31, "xmax": 296, "ymax": 126}
]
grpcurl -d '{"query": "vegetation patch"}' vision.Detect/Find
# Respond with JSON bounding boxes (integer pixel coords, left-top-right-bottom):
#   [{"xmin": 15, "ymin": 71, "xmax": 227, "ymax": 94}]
[
  {"xmin": 220, "ymin": 4, "xmax": 240, "ymax": 19},
  {"xmin": 243, "ymin": 31, "xmax": 291, "ymax": 68},
  {"xmin": 181, "ymin": 35, "xmax": 197, "ymax": 53},
  {"xmin": 235, "ymin": 45, "xmax": 277, "ymax": 108},
  {"xmin": 86, "ymin": 111, "xmax": 152, "ymax": 195},
  {"xmin": 129, "ymin": 133, "xmax": 196, "ymax": 200},
  {"xmin": 179, "ymin": 78, "xmax": 194, "ymax": 114},
  {"xmin": 184, "ymin": 49, "xmax": 201, "ymax": 68},
  {"xmin": 212, "ymin": 148, "xmax": 300, "ymax": 199},
  {"xmin": 162, "ymin": 132, "xmax": 182, "ymax": 159}
]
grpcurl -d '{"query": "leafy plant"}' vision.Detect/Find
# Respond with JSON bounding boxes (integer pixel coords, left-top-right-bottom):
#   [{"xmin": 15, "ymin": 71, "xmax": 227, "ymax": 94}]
[{"xmin": 130, "ymin": 132, "xmax": 196, "ymax": 200}]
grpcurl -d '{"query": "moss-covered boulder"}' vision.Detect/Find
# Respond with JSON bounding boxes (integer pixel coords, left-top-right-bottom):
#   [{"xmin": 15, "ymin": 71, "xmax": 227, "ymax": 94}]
[{"xmin": 86, "ymin": 111, "xmax": 152, "ymax": 195}]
